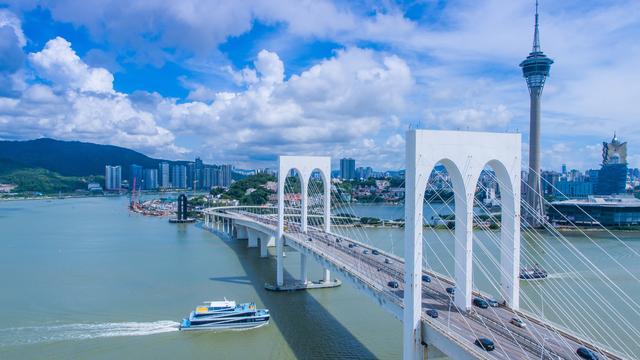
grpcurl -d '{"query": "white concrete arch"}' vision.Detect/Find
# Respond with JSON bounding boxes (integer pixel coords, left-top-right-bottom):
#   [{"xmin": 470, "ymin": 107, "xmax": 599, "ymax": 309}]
[
  {"xmin": 403, "ymin": 130, "xmax": 521, "ymax": 360},
  {"xmin": 277, "ymin": 156, "xmax": 332, "ymax": 287}
]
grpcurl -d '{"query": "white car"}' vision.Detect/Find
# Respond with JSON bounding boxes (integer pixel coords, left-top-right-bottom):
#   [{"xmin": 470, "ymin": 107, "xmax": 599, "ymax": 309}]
[{"xmin": 510, "ymin": 317, "xmax": 527, "ymax": 328}]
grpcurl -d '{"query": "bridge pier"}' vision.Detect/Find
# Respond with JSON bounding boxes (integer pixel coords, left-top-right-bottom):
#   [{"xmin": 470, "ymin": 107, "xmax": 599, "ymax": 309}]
[
  {"xmin": 247, "ymin": 229, "xmax": 258, "ymax": 248},
  {"xmin": 300, "ymin": 253, "xmax": 308, "ymax": 284}
]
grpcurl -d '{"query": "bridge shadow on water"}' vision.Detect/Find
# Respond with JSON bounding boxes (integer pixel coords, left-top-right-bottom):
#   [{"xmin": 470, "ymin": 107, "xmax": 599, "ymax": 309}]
[{"xmin": 205, "ymin": 225, "xmax": 378, "ymax": 359}]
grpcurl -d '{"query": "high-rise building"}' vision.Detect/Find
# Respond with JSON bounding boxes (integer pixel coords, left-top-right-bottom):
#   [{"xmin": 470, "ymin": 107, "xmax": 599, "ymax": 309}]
[
  {"xmin": 221, "ymin": 164, "xmax": 233, "ymax": 187},
  {"xmin": 186, "ymin": 162, "xmax": 195, "ymax": 190},
  {"xmin": 129, "ymin": 164, "xmax": 143, "ymax": 191},
  {"xmin": 172, "ymin": 164, "xmax": 187, "ymax": 189},
  {"xmin": 595, "ymin": 134, "xmax": 628, "ymax": 195},
  {"xmin": 520, "ymin": 0, "xmax": 553, "ymax": 224},
  {"xmin": 194, "ymin": 157, "xmax": 204, "ymax": 190},
  {"xmin": 159, "ymin": 162, "xmax": 170, "ymax": 188},
  {"xmin": 105, "ymin": 165, "xmax": 122, "ymax": 191},
  {"xmin": 143, "ymin": 168, "xmax": 158, "ymax": 190},
  {"xmin": 340, "ymin": 158, "xmax": 356, "ymax": 180}
]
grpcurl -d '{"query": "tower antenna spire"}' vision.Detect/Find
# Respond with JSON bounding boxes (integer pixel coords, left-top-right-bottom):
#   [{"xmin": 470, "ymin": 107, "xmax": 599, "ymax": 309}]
[{"xmin": 532, "ymin": 0, "xmax": 541, "ymax": 53}]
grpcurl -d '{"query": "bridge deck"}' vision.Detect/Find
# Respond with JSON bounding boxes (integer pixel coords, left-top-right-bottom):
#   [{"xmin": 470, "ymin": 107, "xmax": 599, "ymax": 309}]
[{"xmin": 215, "ymin": 209, "xmax": 620, "ymax": 360}]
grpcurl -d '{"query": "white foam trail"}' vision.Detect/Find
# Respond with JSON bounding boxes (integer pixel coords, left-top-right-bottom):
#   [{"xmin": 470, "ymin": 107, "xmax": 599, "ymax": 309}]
[{"xmin": 0, "ymin": 320, "xmax": 179, "ymax": 347}]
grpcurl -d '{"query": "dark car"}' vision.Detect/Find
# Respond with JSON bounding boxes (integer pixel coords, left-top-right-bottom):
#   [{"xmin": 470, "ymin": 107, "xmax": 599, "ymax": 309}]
[
  {"xmin": 372, "ymin": 249, "xmax": 380, "ymax": 255},
  {"xmin": 473, "ymin": 298, "xmax": 489, "ymax": 309},
  {"xmin": 387, "ymin": 281, "xmax": 399, "ymax": 288},
  {"xmin": 308, "ymin": 237, "xmax": 313, "ymax": 242},
  {"xmin": 335, "ymin": 238, "xmax": 341, "ymax": 243},
  {"xmin": 426, "ymin": 309, "xmax": 438, "ymax": 318},
  {"xmin": 348, "ymin": 243, "xmax": 354, "ymax": 248},
  {"xmin": 577, "ymin": 347, "xmax": 600, "ymax": 360},
  {"xmin": 446, "ymin": 287, "xmax": 455, "ymax": 294},
  {"xmin": 474, "ymin": 337, "xmax": 495, "ymax": 351},
  {"xmin": 421, "ymin": 274, "xmax": 431, "ymax": 282}
]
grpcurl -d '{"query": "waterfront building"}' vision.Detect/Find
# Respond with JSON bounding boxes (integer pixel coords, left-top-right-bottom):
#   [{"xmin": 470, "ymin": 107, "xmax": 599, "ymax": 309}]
[
  {"xmin": 172, "ymin": 164, "xmax": 187, "ymax": 189},
  {"xmin": 595, "ymin": 134, "xmax": 628, "ymax": 195},
  {"xmin": 541, "ymin": 170, "xmax": 560, "ymax": 196},
  {"xmin": 549, "ymin": 195, "xmax": 640, "ymax": 227},
  {"xmin": 143, "ymin": 168, "xmax": 159, "ymax": 190},
  {"xmin": 129, "ymin": 164, "xmax": 143, "ymax": 191},
  {"xmin": 520, "ymin": 1, "xmax": 553, "ymax": 223},
  {"xmin": 186, "ymin": 162, "xmax": 195, "ymax": 190},
  {"xmin": 159, "ymin": 162, "xmax": 170, "ymax": 188},
  {"xmin": 340, "ymin": 158, "xmax": 356, "ymax": 180},
  {"xmin": 105, "ymin": 165, "xmax": 122, "ymax": 191},
  {"xmin": 194, "ymin": 157, "xmax": 204, "ymax": 190},
  {"xmin": 221, "ymin": 164, "xmax": 233, "ymax": 187},
  {"xmin": 554, "ymin": 180, "xmax": 593, "ymax": 199}
]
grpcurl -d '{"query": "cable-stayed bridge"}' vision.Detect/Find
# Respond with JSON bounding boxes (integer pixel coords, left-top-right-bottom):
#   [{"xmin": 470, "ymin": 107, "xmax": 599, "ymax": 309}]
[{"xmin": 201, "ymin": 130, "xmax": 637, "ymax": 360}]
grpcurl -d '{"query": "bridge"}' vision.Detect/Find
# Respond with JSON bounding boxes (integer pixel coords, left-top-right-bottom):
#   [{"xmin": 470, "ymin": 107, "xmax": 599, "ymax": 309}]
[{"xmin": 201, "ymin": 130, "xmax": 634, "ymax": 360}]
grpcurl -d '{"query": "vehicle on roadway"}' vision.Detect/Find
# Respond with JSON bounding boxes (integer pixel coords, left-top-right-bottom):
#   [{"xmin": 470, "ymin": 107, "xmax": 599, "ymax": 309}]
[
  {"xmin": 348, "ymin": 243, "xmax": 354, "ymax": 248},
  {"xmin": 576, "ymin": 347, "xmax": 600, "ymax": 360},
  {"xmin": 446, "ymin": 287, "xmax": 455, "ymax": 295},
  {"xmin": 372, "ymin": 249, "xmax": 380, "ymax": 255},
  {"xmin": 510, "ymin": 317, "xmax": 526, "ymax": 328},
  {"xmin": 474, "ymin": 337, "xmax": 495, "ymax": 351},
  {"xmin": 473, "ymin": 298, "xmax": 489, "ymax": 309},
  {"xmin": 384, "ymin": 258, "xmax": 391, "ymax": 264},
  {"xmin": 487, "ymin": 299, "xmax": 499, "ymax": 307},
  {"xmin": 363, "ymin": 249, "xmax": 369, "ymax": 254},
  {"xmin": 387, "ymin": 281, "xmax": 399, "ymax": 288},
  {"xmin": 335, "ymin": 238, "xmax": 341, "ymax": 243},
  {"xmin": 421, "ymin": 274, "xmax": 431, "ymax": 282},
  {"xmin": 426, "ymin": 309, "xmax": 438, "ymax": 318},
  {"xmin": 308, "ymin": 237, "xmax": 313, "ymax": 242}
]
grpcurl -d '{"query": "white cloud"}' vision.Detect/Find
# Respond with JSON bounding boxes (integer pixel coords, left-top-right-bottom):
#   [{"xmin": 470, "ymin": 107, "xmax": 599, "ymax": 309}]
[
  {"xmin": 29, "ymin": 37, "xmax": 114, "ymax": 93},
  {"xmin": 0, "ymin": 36, "xmax": 185, "ymax": 158}
]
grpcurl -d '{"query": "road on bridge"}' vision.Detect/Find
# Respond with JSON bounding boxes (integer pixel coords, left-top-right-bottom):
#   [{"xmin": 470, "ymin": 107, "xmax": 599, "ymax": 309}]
[{"xmin": 220, "ymin": 209, "xmax": 620, "ymax": 360}]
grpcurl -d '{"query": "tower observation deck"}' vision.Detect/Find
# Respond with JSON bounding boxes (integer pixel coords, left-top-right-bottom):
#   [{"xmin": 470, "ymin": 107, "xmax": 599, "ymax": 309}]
[{"xmin": 520, "ymin": 0, "xmax": 553, "ymax": 226}]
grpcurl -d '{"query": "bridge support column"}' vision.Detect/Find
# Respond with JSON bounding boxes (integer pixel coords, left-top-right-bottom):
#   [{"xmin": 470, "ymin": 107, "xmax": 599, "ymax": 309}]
[
  {"xmin": 404, "ymin": 132, "xmax": 425, "ymax": 360},
  {"xmin": 236, "ymin": 225, "xmax": 248, "ymax": 240},
  {"xmin": 300, "ymin": 254, "xmax": 308, "ymax": 284},
  {"xmin": 323, "ymin": 268, "xmax": 330, "ymax": 283},
  {"xmin": 260, "ymin": 235, "xmax": 271, "ymax": 258},
  {"xmin": 247, "ymin": 229, "xmax": 258, "ymax": 248},
  {"xmin": 454, "ymin": 191, "xmax": 474, "ymax": 312}
]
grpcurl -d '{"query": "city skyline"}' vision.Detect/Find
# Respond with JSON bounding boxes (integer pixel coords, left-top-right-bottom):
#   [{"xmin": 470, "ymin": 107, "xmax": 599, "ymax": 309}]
[{"xmin": 0, "ymin": 1, "xmax": 638, "ymax": 171}]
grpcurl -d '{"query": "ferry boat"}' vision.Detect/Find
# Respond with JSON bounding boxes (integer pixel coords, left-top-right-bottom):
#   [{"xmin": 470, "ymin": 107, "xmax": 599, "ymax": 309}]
[
  {"xmin": 520, "ymin": 265, "xmax": 548, "ymax": 280},
  {"xmin": 179, "ymin": 300, "xmax": 270, "ymax": 331}
]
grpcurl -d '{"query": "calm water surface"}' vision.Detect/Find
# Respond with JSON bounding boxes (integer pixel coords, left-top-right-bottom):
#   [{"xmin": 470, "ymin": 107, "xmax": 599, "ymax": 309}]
[{"xmin": 0, "ymin": 199, "xmax": 638, "ymax": 359}]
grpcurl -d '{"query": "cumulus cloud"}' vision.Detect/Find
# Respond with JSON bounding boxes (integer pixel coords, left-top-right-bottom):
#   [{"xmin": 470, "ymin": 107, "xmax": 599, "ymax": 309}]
[
  {"xmin": 29, "ymin": 37, "xmax": 114, "ymax": 93},
  {"xmin": 0, "ymin": 36, "xmax": 185, "ymax": 157},
  {"xmin": 155, "ymin": 48, "xmax": 414, "ymax": 166}
]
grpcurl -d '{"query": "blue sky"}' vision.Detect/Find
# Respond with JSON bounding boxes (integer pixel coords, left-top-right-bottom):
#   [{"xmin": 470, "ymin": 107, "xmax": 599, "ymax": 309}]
[{"xmin": 0, "ymin": 0, "xmax": 638, "ymax": 171}]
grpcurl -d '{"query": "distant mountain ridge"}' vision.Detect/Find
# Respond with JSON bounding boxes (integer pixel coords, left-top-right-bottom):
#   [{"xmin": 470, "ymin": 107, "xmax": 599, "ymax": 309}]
[{"xmin": 0, "ymin": 138, "xmax": 175, "ymax": 178}]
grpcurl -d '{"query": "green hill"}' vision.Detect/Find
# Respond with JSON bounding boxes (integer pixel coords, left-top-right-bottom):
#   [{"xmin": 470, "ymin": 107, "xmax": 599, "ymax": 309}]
[{"xmin": 0, "ymin": 138, "xmax": 172, "ymax": 178}]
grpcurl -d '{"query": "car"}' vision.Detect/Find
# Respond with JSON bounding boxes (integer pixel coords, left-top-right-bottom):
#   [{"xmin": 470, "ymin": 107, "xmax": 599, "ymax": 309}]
[
  {"xmin": 473, "ymin": 298, "xmax": 489, "ymax": 309},
  {"xmin": 387, "ymin": 281, "xmax": 399, "ymax": 288},
  {"xmin": 446, "ymin": 287, "xmax": 455, "ymax": 295},
  {"xmin": 348, "ymin": 243, "xmax": 354, "ymax": 248},
  {"xmin": 335, "ymin": 238, "xmax": 341, "ymax": 243},
  {"xmin": 487, "ymin": 299, "xmax": 499, "ymax": 307},
  {"xmin": 474, "ymin": 337, "xmax": 495, "ymax": 351},
  {"xmin": 426, "ymin": 309, "xmax": 438, "ymax": 318},
  {"xmin": 510, "ymin": 317, "xmax": 526, "ymax": 328},
  {"xmin": 308, "ymin": 237, "xmax": 313, "ymax": 242},
  {"xmin": 421, "ymin": 274, "xmax": 431, "ymax": 282},
  {"xmin": 363, "ymin": 249, "xmax": 369, "ymax": 254},
  {"xmin": 577, "ymin": 347, "xmax": 600, "ymax": 360},
  {"xmin": 352, "ymin": 243, "xmax": 358, "ymax": 247},
  {"xmin": 384, "ymin": 258, "xmax": 391, "ymax": 264},
  {"xmin": 372, "ymin": 249, "xmax": 380, "ymax": 255}
]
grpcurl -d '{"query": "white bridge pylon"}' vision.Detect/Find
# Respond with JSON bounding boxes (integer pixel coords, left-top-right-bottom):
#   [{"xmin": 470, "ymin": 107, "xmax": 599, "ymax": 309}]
[
  {"xmin": 276, "ymin": 155, "xmax": 332, "ymax": 287},
  {"xmin": 403, "ymin": 130, "xmax": 521, "ymax": 360}
]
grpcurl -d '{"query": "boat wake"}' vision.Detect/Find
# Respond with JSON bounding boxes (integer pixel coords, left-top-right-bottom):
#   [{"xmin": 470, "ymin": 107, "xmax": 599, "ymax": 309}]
[{"xmin": 0, "ymin": 320, "xmax": 179, "ymax": 347}]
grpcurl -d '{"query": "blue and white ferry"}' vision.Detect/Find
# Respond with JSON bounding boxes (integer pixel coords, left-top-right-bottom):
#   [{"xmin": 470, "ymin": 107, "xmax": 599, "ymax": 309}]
[{"xmin": 179, "ymin": 300, "xmax": 270, "ymax": 331}]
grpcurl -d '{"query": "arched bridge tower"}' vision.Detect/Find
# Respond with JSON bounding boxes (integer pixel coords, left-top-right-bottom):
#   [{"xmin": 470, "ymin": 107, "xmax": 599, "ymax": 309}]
[{"xmin": 403, "ymin": 130, "xmax": 521, "ymax": 360}]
